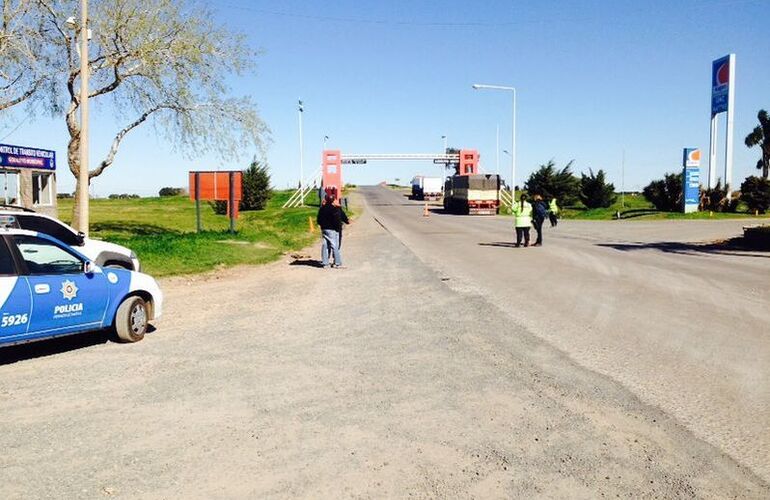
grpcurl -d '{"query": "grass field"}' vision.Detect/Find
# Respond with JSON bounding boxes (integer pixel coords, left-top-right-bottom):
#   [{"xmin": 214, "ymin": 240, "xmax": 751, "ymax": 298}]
[
  {"xmin": 57, "ymin": 191, "xmax": 339, "ymax": 277},
  {"xmin": 501, "ymin": 192, "xmax": 769, "ymax": 221}
]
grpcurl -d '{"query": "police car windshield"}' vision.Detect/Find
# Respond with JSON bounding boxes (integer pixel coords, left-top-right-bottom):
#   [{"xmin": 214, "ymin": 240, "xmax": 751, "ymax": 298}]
[{"xmin": 15, "ymin": 214, "xmax": 80, "ymax": 246}]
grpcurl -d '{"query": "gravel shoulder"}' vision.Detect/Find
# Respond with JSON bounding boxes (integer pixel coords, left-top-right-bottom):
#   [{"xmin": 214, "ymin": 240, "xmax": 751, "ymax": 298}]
[{"xmin": 0, "ymin": 192, "xmax": 767, "ymax": 498}]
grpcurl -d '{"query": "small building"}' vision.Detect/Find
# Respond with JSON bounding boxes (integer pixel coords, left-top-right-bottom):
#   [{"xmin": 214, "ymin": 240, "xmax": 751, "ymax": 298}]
[{"xmin": 0, "ymin": 143, "xmax": 58, "ymax": 217}]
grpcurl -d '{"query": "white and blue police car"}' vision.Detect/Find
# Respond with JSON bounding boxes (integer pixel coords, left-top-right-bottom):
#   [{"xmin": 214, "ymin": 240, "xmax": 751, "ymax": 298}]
[{"xmin": 0, "ymin": 220, "xmax": 162, "ymax": 347}]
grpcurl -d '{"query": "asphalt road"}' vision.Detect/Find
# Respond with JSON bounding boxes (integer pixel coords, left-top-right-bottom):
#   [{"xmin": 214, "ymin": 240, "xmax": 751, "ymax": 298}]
[
  {"xmin": 362, "ymin": 186, "xmax": 770, "ymax": 484},
  {"xmin": 0, "ymin": 186, "xmax": 767, "ymax": 498}
]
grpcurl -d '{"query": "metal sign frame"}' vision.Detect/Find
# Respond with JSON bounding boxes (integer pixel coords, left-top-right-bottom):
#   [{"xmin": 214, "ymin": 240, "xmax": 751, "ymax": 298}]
[{"xmin": 708, "ymin": 54, "xmax": 736, "ymax": 193}]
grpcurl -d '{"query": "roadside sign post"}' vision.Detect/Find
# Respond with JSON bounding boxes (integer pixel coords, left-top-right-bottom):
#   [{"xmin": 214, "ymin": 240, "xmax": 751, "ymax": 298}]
[
  {"xmin": 194, "ymin": 172, "xmax": 202, "ymax": 232},
  {"xmin": 189, "ymin": 171, "xmax": 242, "ymax": 233}
]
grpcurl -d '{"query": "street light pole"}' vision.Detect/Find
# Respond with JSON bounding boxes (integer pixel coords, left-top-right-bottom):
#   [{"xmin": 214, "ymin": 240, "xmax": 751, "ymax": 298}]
[
  {"xmin": 472, "ymin": 83, "xmax": 516, "ymax": 206},
  {"xmin": 442, "ymin": 135, "xmax": 447, "ymax": 152},
  {"xmin": 298, "ymin": 99, "xmax": 304, "ymax": 205},
  {"xmin": 77, "ymin": 0, "xmax": 90, "ymax": 234}
]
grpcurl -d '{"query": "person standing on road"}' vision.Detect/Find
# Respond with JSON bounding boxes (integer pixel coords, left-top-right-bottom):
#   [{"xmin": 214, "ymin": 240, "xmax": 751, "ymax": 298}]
[
  {"xmin": 512, "ymin": 194, "xmax": 533, "ymax": 247},
  {"xmin": 317, "ymin": 192, "xmax": 349, "ymax": 268},
  {"xmin": 532, "ymin": 194, "xmax": 548, "ymax": 247},
  {"xmin": 548, "ymin": 197, "xmax": 559, "ymax": 227}
]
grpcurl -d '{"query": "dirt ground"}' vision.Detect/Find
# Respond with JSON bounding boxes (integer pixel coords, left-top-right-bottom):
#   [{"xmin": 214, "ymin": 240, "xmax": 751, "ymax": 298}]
[{"xmin": 0, "ymin": 193, "xmax": 768, "ymax": 498}]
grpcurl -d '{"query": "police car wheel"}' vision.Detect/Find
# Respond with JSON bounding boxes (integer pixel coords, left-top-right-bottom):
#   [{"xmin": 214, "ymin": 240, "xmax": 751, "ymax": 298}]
[{"xmin": 115, "ymin": 296, "xmax": 147, "ymax": 342}]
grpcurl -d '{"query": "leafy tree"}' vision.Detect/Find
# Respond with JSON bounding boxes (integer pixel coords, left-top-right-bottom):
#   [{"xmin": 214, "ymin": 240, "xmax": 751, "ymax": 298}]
[
  {"xmin": 643, "ymin": 173, "xmax": 682, "ymax": 212},
  {"xmin": 740, "ymin": 176, "xmax": 770, "ymax": 214},
  {"xmin": 579, "ymin": 169, "xmax": 616, "ymax": 208},
  {"xmin": 745, "ymin": 109, "xmax": 770, "ymax": 179},
  {"xmin": 13, "ymin": 0, "xmax": 268, "ymax": 230},
  {"xmin": 524, "ymin": 160, "xmax": 580, "ymax": 205},
  {"xmin": 240, "ymin": 159, "xmax": 272, "ymax": 211}
]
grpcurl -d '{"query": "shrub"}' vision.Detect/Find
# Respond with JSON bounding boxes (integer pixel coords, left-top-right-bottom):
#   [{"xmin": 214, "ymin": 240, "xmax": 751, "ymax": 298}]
[
  {"xmin": 740, "ymin": 176, "xmax": 770, "ymax": 214},
  {"xmin": 579, "ymin": 169, "xmax": 616, "ymax": 208},
  {"xmin": 240, "ymin": 160, "xmax": 272, "ymax": 211},
  {"xmin": 643, "ymin": 173, "xmax": 682, "ymax": 212},
  {"xmin": 525, "ymin": 160, "xmax": 580, "ymax": 205},
  {"xmin": 159, "ymin": 187, "xmax": 185, "ymax": 197},
  {"xmin": 108, "ymin": 193, "xmax": 140, "ymax": 199},
  {"xmin": 700, "ymin": 181, "xmax": 738, "ymax": 212}
]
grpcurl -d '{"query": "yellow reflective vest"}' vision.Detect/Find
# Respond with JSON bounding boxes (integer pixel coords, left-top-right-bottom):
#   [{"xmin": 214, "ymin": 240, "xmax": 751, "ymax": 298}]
[
  {"xmin": 512, "ymin": 201, "xmax": 532, "ymax": 227},
  {"xmin": 549, "ymin": 198, "xmax": 559, "ymax": 215}
]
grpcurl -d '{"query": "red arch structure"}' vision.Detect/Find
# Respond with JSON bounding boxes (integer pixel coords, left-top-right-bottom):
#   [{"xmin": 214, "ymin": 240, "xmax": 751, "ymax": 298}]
[{"xmin": 320, "ymin": 149, "xmax": 479, "ymax": 198}]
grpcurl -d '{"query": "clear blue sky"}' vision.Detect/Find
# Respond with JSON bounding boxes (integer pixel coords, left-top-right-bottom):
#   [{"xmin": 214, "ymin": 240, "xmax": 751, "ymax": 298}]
[{"xmin": 3, "ymin": 0, "xmax": 769, "ymax": 196}]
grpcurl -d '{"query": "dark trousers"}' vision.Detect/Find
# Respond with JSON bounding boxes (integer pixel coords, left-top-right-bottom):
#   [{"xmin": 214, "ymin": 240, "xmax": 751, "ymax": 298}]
[
  {"xmin": 549, "ymin": 213, "xmax": 558, "ymax": 227},
  {"xmin": 533, "ymin": 218, "xmax": 544, "ymax": 245},
  {"xmin": 515, "ymin": 227, "xmax": 530, "ymax": 246}
]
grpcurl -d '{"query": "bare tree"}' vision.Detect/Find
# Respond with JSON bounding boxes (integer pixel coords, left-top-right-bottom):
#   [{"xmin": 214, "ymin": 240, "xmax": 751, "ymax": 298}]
[
  {"xmin": 35, "ymin": 0, "xmax": 268, "ymax": 229},
  {"xmin": 0, "ymin": 0, "xmax": 50, "ymax": 112}
]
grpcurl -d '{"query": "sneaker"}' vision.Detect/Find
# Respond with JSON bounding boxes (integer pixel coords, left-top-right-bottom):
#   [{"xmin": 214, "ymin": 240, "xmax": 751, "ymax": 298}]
[
  {"xmin": 332, "ymin": 265, "xmax": 346, "ymax": 269},
  {"xmin": 323, "ymin": 265, "xmax": 330, "ymax": 269}
]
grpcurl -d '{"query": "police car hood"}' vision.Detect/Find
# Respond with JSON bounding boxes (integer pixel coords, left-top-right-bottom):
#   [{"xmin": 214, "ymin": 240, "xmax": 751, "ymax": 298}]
[{"xmin": 81, "ymin": 238, "xmax": 133, "ymax": 260}]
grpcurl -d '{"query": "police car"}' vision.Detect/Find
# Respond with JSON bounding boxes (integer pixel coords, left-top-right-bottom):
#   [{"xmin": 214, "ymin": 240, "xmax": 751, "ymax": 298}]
[
  {"xmin": 0, "ymin": 223, "xmax": 162, "ymax": 347},
  {"xmin": 0, "ymin": 205, "xmax": 141, "ymax": 271}
]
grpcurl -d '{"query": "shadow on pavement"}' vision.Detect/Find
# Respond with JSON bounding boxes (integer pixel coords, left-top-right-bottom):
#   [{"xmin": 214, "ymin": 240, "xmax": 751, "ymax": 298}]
[
  {"xmin": 597, "ymin": 239, "xmax": 770, "ymax": 258},
  {"xmin": 479, "ymin": 241, "xmax": 519, "ymax": 248},
  {"xmin": 0, "ymin": 325, "xmax": 159, "ymax": 365},
  {"xmin": 289, "ymin": 259, "xmax": 325, "ymax": 268},
  {"xmin": 0, "ymin": 330, "xmax": 109, "ymax": 365}
]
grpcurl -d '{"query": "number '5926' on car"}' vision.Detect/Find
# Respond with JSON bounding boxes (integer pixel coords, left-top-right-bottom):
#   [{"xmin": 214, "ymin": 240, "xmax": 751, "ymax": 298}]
[{"xmin": 0, "ymin": 228, "xmax": 162, "ymax": 347}]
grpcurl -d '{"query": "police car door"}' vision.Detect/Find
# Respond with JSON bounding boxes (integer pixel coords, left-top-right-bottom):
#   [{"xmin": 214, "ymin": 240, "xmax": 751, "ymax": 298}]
[
  {"xmin": 12, "ymin": 234, "xmax": 109, "ymax": 338},
  {"xmin": 0, "ymin": 237, "xmax": 32, "ymax": 344}
]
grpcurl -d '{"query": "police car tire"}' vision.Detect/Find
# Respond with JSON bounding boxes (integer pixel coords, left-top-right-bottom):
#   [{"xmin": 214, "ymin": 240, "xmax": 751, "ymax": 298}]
[{"xmin": 115, "ymin": 296, "xmax": 147, "ymax": 343}]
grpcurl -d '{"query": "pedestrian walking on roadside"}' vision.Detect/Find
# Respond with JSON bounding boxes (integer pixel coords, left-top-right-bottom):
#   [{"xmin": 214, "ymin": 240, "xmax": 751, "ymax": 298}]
[
  {"xmin": 512, "ymin": 194, "xmax": 533, "ymax": 247},
  {"xmin": 548, "ymin": 197, "xmax": 559, "ymax": 227},
  {"xmin": 532, "ymin": 194, "xmax": 548, "ymax": 246},
  {"xmin": 316, "ymin": 192, "xmax": 349, "ymax": 268}
]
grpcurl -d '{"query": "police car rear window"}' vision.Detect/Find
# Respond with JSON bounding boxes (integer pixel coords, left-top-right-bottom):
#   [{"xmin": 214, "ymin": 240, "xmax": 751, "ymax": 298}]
[
  {"xmin": 15, "ymin": 215, "xmax": 79, "ymax": 246},
  {"xmin": 0, "ymin": 239, "xmax": 15, "ymax": 275}
]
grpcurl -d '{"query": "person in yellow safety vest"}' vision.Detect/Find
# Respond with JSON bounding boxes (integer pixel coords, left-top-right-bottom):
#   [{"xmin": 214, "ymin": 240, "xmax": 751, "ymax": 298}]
[
  {"xmin": 512, "ymin": 193, "xmax": 533, "ymax": 247},
  {"xmin": 548, "ymin": 197, "xmax": 559, "ymax": 227}
]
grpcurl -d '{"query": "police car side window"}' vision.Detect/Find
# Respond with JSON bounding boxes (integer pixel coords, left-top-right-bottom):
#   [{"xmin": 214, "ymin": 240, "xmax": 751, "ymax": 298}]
[
  {"xmin": 12, "ymin": 235, "xmax": 83, "ymax": 275},
  {"xmin": 0, "ymin": 239, "xmax": 16, "ymax": 275}
]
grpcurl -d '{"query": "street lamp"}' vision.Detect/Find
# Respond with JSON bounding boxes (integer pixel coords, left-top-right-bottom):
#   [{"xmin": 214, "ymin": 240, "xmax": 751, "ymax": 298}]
[
  {"xmin": 441, "ymin": 135, "xmax": 447, "ymax": 152},
  {"xmin": 66, "ymin": 2, "xmax": 91, "ymax": 234},
  {"xmin": 472, "ymin": 83, "xmax": 516, "ymax": 205}
]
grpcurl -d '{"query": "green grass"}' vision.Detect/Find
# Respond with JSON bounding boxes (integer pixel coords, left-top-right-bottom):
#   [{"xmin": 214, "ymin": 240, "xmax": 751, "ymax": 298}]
[
  {"xmin": 502, "ymin": 193, "xmax": 770, "ymax": 221},
  {"xmin": 57, "ymin": 190, "xmax": 348, "ymax": 277}
]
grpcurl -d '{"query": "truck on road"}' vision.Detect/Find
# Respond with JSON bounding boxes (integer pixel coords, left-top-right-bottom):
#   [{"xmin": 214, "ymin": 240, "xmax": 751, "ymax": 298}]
[
  {"xmin": 411, "ymin": 176, "xmax": 443, "ymax": 201},
  {"xmin": 443, "ymin": 173, "xmax": 500, "ymax": 215}
]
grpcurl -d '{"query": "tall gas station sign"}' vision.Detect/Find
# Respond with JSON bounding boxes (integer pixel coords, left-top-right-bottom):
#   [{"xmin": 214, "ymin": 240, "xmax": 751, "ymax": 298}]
[{"xmin": 708, "ymin": 54, "xmax": 735, "ymax": 193}]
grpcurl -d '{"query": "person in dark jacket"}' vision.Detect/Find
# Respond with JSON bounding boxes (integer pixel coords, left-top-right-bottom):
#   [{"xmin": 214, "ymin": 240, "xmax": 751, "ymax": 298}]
[
  {"xmin": 532, "ymin": 194, "xmax": 548, "ymax": 247},
  {"xmin": 316, "ymin": 193, "xmax": 349, "ymax": 268}
]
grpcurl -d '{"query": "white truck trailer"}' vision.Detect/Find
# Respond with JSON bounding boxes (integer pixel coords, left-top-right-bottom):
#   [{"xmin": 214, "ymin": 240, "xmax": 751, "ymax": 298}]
[{"xmin": 411, "ymin": 176, "xmax": 443, "ymax": 201}]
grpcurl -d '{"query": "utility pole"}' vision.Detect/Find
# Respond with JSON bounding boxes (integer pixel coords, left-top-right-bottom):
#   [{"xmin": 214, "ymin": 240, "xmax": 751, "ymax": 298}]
[
  {"xmin": 77, "ymin": 0, "xmax": 90, "ymax": 234},
  {"xmin": 496, "ymin": 124, "xmax": 500, "ymax": 176},
  {"xmin": 621, "ymin": 149, "xmax": 626, "ymax": 209}
]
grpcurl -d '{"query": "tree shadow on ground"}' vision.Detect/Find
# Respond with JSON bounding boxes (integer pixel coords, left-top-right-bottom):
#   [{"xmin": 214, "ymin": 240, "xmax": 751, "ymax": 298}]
[
  {"xmin": 91, "ymin": 221, "xmax": 182, "ymax": 236},
  {"xmin": 597, "ymin": 238, "xmax": 770, "ymax": 258}
]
